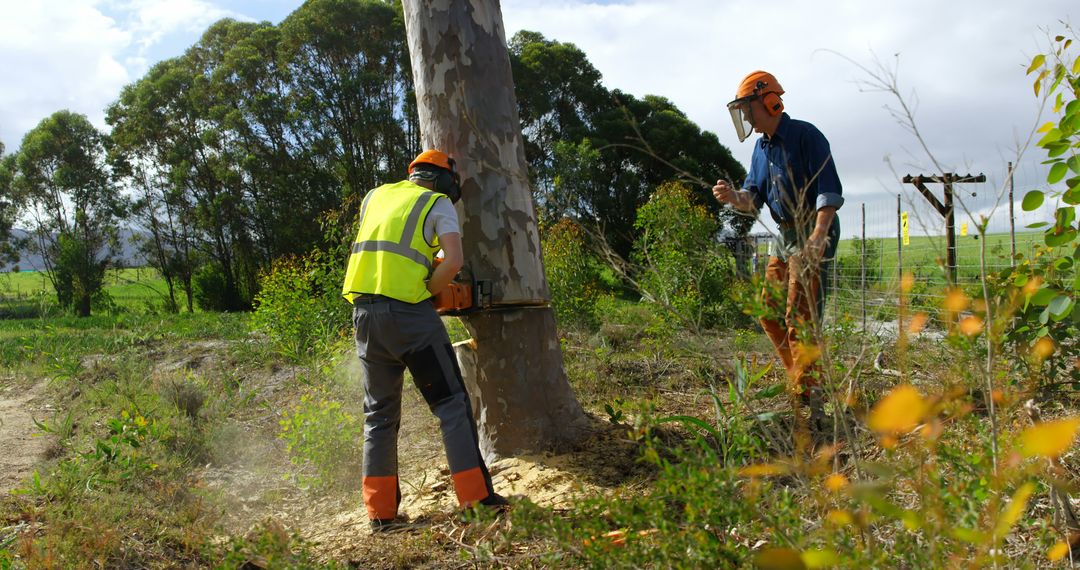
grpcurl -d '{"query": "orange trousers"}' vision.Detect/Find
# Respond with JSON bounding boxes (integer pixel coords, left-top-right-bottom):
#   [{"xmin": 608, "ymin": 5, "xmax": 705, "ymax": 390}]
[{"xmin": 760, "ymin": 254, "xmax": 827, "ymax": 391}]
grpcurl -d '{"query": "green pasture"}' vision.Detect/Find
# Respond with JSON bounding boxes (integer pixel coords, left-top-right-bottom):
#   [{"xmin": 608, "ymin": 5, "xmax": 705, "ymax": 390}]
[
  {"xmin": 0, "ymin": 267, "xmax": 173, "ymax": 317},
  {"xmin": 831, "ymin": 231, "xmax": 1047, "ymax": 283}
]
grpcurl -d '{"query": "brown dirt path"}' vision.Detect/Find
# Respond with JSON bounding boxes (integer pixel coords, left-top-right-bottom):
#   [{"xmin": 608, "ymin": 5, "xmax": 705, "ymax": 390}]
[{"xmin": 0, "ymin": 379, "xmax": 51, "ymax": 494}]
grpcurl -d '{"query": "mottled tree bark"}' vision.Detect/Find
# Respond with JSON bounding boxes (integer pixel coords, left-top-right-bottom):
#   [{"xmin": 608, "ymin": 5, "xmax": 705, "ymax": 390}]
[{"xmin": 403, "ymin": 0, "xmax": 588, "ymax": 459}]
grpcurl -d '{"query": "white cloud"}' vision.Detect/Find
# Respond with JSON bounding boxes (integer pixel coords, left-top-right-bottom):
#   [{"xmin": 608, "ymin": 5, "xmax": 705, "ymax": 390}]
[
  {"xmin": 0, "ymin": 0, "xmax": 130, "ymax": 146},
  {"xmin": 2, "ymin": 0, "xmax": 1074, "ymax": 241},
  {"xmin": 108, "ymin": 0, "xmax": 233, "ymax": 54},
  {"xmin": 0, "ymin": 0, "xmax": 235, "ymax": 151},
  {"xmin": 501, "ymin": 0, "xmax": 1075, "ymax": 236}
]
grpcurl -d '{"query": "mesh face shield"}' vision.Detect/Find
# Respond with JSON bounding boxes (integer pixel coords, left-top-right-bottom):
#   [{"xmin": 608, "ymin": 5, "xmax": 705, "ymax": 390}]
[{"xmin": 727, "ymin": 97, "xmax": 755, "ymax": 143}]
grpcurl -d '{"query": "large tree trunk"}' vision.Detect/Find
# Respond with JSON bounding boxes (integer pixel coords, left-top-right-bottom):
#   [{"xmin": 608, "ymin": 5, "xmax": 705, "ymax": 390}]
[{"xmin": 403, "ymin": 0, "xmax": 588, "ymax": 460}]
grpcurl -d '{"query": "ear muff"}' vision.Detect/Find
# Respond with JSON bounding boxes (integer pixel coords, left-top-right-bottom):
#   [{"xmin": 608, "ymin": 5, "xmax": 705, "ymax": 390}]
[
  {"xmin": 751, "ymin": 79, "xmax": 783, "ymax": 117},
  {"xmin": 436, "ymin": 158, "xmax": 462, "ymax": 203},
  {"xmin": 761, "ymin": 92, "xmax": 783, "ymax": 116}
]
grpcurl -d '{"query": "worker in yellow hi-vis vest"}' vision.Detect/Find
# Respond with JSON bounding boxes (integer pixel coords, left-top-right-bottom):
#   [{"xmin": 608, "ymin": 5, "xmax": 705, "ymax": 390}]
[{"xmin": 342, "ymin": 150, "xmax": 509, "ymax": 533}]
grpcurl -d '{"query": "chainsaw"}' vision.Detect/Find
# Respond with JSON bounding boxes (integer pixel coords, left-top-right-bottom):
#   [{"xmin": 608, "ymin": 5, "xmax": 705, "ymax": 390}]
[{"xmin": 431, "ymin": 258, "xmax": 492, "ymax": 316}]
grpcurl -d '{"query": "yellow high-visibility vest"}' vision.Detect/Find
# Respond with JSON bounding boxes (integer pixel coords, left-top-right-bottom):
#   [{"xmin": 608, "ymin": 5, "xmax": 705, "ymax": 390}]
[{"xmin": 342, "ymin": 180, "xmax": 443, "ymax": 304}]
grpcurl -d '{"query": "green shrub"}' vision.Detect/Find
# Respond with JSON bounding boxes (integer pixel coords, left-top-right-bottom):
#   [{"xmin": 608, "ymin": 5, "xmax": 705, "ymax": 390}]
[
  {"xmin": 632, "ymin": 182, "xmax": 740, "ymax": 331},
  {"xmin": 192, "ymin": 262, "xmax": 231, "ymax": 312},
  {"xmin": 278, "ymin": 388, "xmax": 363, "ymax": 490},
  {"xmin": 216, "ymin": 519, "xmax": 338, "ymax": 569},
  {"xmin": 252, "ymin": 250, "xmax": 351, "ymax": 362},
  {"xmin": 53, "ymin": 232, "xmax": 107, "ymax": 316},
  {"xmin": 542, "ymin": 218, "xmax": 607, "ymax": 330},
  {"xmin": 991, "ymin": 33, "xmax": 1079, "ymax": 386}
]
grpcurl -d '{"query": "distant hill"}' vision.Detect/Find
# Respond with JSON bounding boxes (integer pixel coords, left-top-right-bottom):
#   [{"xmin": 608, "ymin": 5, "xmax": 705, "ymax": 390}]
[{"xmin": 1, "ymin": 229, "xmax": 147, "ymax": 273}]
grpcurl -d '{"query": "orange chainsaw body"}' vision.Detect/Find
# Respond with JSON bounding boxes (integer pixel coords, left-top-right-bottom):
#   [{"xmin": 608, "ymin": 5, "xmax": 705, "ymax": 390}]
[
  {"xmin": 432, "ymin": 282, "xmax": 474, "ymax": 314},
  {"xmin": 431, "ymin": 257, "xmax": 491, "ymax": 315}
]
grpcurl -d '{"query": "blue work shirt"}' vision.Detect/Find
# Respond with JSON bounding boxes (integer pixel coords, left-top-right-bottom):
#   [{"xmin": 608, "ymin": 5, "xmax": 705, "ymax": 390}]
[{"xmin": 743, "ymin": 113, "xmax": 844, "ymax": 226}]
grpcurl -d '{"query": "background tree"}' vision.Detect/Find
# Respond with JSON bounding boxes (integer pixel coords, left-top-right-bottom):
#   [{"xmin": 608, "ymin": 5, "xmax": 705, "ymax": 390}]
[
  {"xmin": 278, "ymin": 0, "xmax": 418, "ymax": 221},
  {"xmin": 0, "ymin": 143, "xmax": 22, "ymax": 267},
  {"xmin": 107, "ymin": 1, "xmax": 420, "ymax": 310},
  {"xmin": 510, "ymin": 31, "xmax": 751, "ymax": 258},
  {"xmin": 14, "ymin": 111, "xmax": 126, "ymax": 316}
]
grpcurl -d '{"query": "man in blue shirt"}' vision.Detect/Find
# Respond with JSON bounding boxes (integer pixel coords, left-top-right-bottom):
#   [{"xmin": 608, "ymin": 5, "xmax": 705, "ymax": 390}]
[{"xmin": 712, "ymin": 70, "xmax": 843, "ymax": 430}]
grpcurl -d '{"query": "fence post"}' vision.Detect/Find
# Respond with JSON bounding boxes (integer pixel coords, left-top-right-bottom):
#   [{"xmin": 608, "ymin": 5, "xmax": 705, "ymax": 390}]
[
  {"xmin": 861, "ymin": 203, "xmax": 867, "ymax": 331},
  {"xmin": 897, "ymin": 194, "xmax": 903, "ymax": 333},
  {"xmin": 1008, "ymin": 161, "xmax": 1016, "ymax": 264},
  {"xmin": 896, "ymin": 194, "xmax": 903, "ymax": 280},
  {"xmin": 831, "ymin": 243, "xmax": 839, "ymax": 321}
]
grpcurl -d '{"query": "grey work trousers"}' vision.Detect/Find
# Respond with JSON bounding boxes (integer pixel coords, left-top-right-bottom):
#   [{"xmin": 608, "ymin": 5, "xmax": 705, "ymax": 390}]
[{"xmin": 352, "ymin": 297, "xmax": 493, "ymax": 520}]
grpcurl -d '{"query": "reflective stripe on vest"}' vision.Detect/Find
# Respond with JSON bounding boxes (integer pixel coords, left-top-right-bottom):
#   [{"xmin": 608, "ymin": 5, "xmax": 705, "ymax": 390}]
[{"xmin": 342, "ymin": 181, "xmax": 443, "ymax": 304}]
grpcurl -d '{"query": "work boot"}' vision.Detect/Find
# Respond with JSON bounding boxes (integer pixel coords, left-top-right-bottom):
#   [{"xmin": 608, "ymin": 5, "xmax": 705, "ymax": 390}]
[
  {"xmin": 370, "ymin": 518, "xmax": 409, "ymax": 534},
  {"xmin": 478, "ymin": 492, "xmax": 512, "ymax": 513},
  {"xmin": 802, "ymin": 386, "xmax": 830, "ymax": 440}
]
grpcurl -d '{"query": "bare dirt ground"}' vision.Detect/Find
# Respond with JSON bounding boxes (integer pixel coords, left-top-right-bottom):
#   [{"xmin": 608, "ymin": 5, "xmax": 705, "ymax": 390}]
[
  {"xmin": 184, "ymin": 350, "xmax": 651, "ymax": 567},
  {"xmin": 0, "ymin": 377, "xmax": 52, "ymax": 494}
]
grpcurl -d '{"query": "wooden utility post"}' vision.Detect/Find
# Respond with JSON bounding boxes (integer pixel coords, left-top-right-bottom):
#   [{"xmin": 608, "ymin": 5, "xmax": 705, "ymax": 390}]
[
  {"xmin": 402, "ymin": 0, "xmax": 588, "ymax": 461},
  {"xmin": 902, "ymin": 172, "xmax": 986, "ymax": 284}
]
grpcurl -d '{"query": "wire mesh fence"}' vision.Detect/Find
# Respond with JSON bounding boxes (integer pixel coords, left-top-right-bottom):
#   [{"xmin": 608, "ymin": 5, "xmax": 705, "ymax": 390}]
[{"xmin": 745, "ymin": 187, "xmax": 1066, "ymax": 337}]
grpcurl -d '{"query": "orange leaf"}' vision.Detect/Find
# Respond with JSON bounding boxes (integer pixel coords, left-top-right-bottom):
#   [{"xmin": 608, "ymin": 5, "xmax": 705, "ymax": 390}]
[
  {"xmin": 1020, "ymin": 418, "xmax": 1080, "ymax": 458},
  {"xmin": 994, "ymin": 482, "xmax": 1035, "ymax": 539},
  {"xmin": 1048, "ymin": 541, "xmax": 1070, "ymax": 562},
  {"xmin": 1022, "ymin": 276, "xmax": 1043, "ymax": 297},
  {"xmin": 826, "ymin": 509, "xmax": 854, "ymax": 526},
  {"xmin": 1032, "ymin": 338, "xmax": 1055, "ymax": 360},
  {"xmin": 868, "ymin": 385, "xmax": 926, "ymax": 435},
  {"xmin": 907, "ymin": 312, "xmax": 928, "ymax": 334},
  {"xmin": 605, "ymin": 530, "xmax": 627, "ymax": 546},
  {"xmin": 900, "ymin": 272, "xmax": 915, "ymax": 294},
  {"xmin": 794, "ymin": 342, "xmax": 821, "ymax": 369},
  {"xmin": 825, "ymin": 473, "xmax": 849, "ymax": 493},
  {"xmin": 943, "ymin": 288, "xmax": 969, "ymax": 313},
  {"xmin": 739, "ymin": 463, "xmax": 788, "ymax": 477},
  {"xmin": 958, "ymin": 316, "xmax": 983, "ymax": 336}
]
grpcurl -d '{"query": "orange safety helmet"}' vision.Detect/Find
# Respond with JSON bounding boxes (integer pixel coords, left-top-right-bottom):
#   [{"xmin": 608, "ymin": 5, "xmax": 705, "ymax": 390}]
[
  {"xmin": 408, "ymin": 149, "xmax": 455, "ymax": 174},
  {"xmin": 727, "ymin": 70, "xmax": 785, "ymax": 142},
  {"xmin": 407, "ymin": 149, "xmax": 462, "ymax": 203},
  {"xmin": 734, "ymin": 70, "xmax": 784, "ymax": 103}
]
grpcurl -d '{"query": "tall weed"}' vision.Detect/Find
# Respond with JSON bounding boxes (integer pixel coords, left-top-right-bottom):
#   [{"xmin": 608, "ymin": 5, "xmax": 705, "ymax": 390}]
[{"xmin": 252, "ymin": 250, "xmax": 350, "ymax": 362}]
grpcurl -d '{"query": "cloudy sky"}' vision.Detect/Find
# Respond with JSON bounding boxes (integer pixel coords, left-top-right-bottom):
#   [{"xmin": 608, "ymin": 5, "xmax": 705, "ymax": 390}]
[{"xmin": 1, "ymin": 0, "xmax": 1075, "ymax": 238}]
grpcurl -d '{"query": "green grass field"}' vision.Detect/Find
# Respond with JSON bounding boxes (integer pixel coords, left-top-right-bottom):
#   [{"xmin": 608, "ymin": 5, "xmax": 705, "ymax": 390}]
[
  {"xmin": 0, "ymin": 267, "xmax": 174, "ymax": 317},
  {"xmin": 831, "ymin": 231, "xmax": 1046, "ymax": 283}
]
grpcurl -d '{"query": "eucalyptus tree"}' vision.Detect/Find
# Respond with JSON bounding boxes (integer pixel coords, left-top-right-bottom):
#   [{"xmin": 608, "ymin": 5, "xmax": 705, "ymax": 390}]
[
  {"xmin": 0, "ymin": 143, "xmax": 21, "ymax": 267},
  {"xmin": 14, "ymin": 111, "xmax": 126, "ymax": 316},
  {"xmin": 279, "ymin": 0, "xmax": 417, "ymax": 211},
  {"xmin": 107, "ymin": 82, "xmax": 197, "ymax": 313},
  {"xmin": 510, "ymin": 32, "xmax": 749, "ymax": 258},
  {"xmin": 110, "ymin": 21, "xmax": 264, "ymax": 311},
  {"xmin": 403, "ymin": 0, "xmax": 588, "ymax": 459}
]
